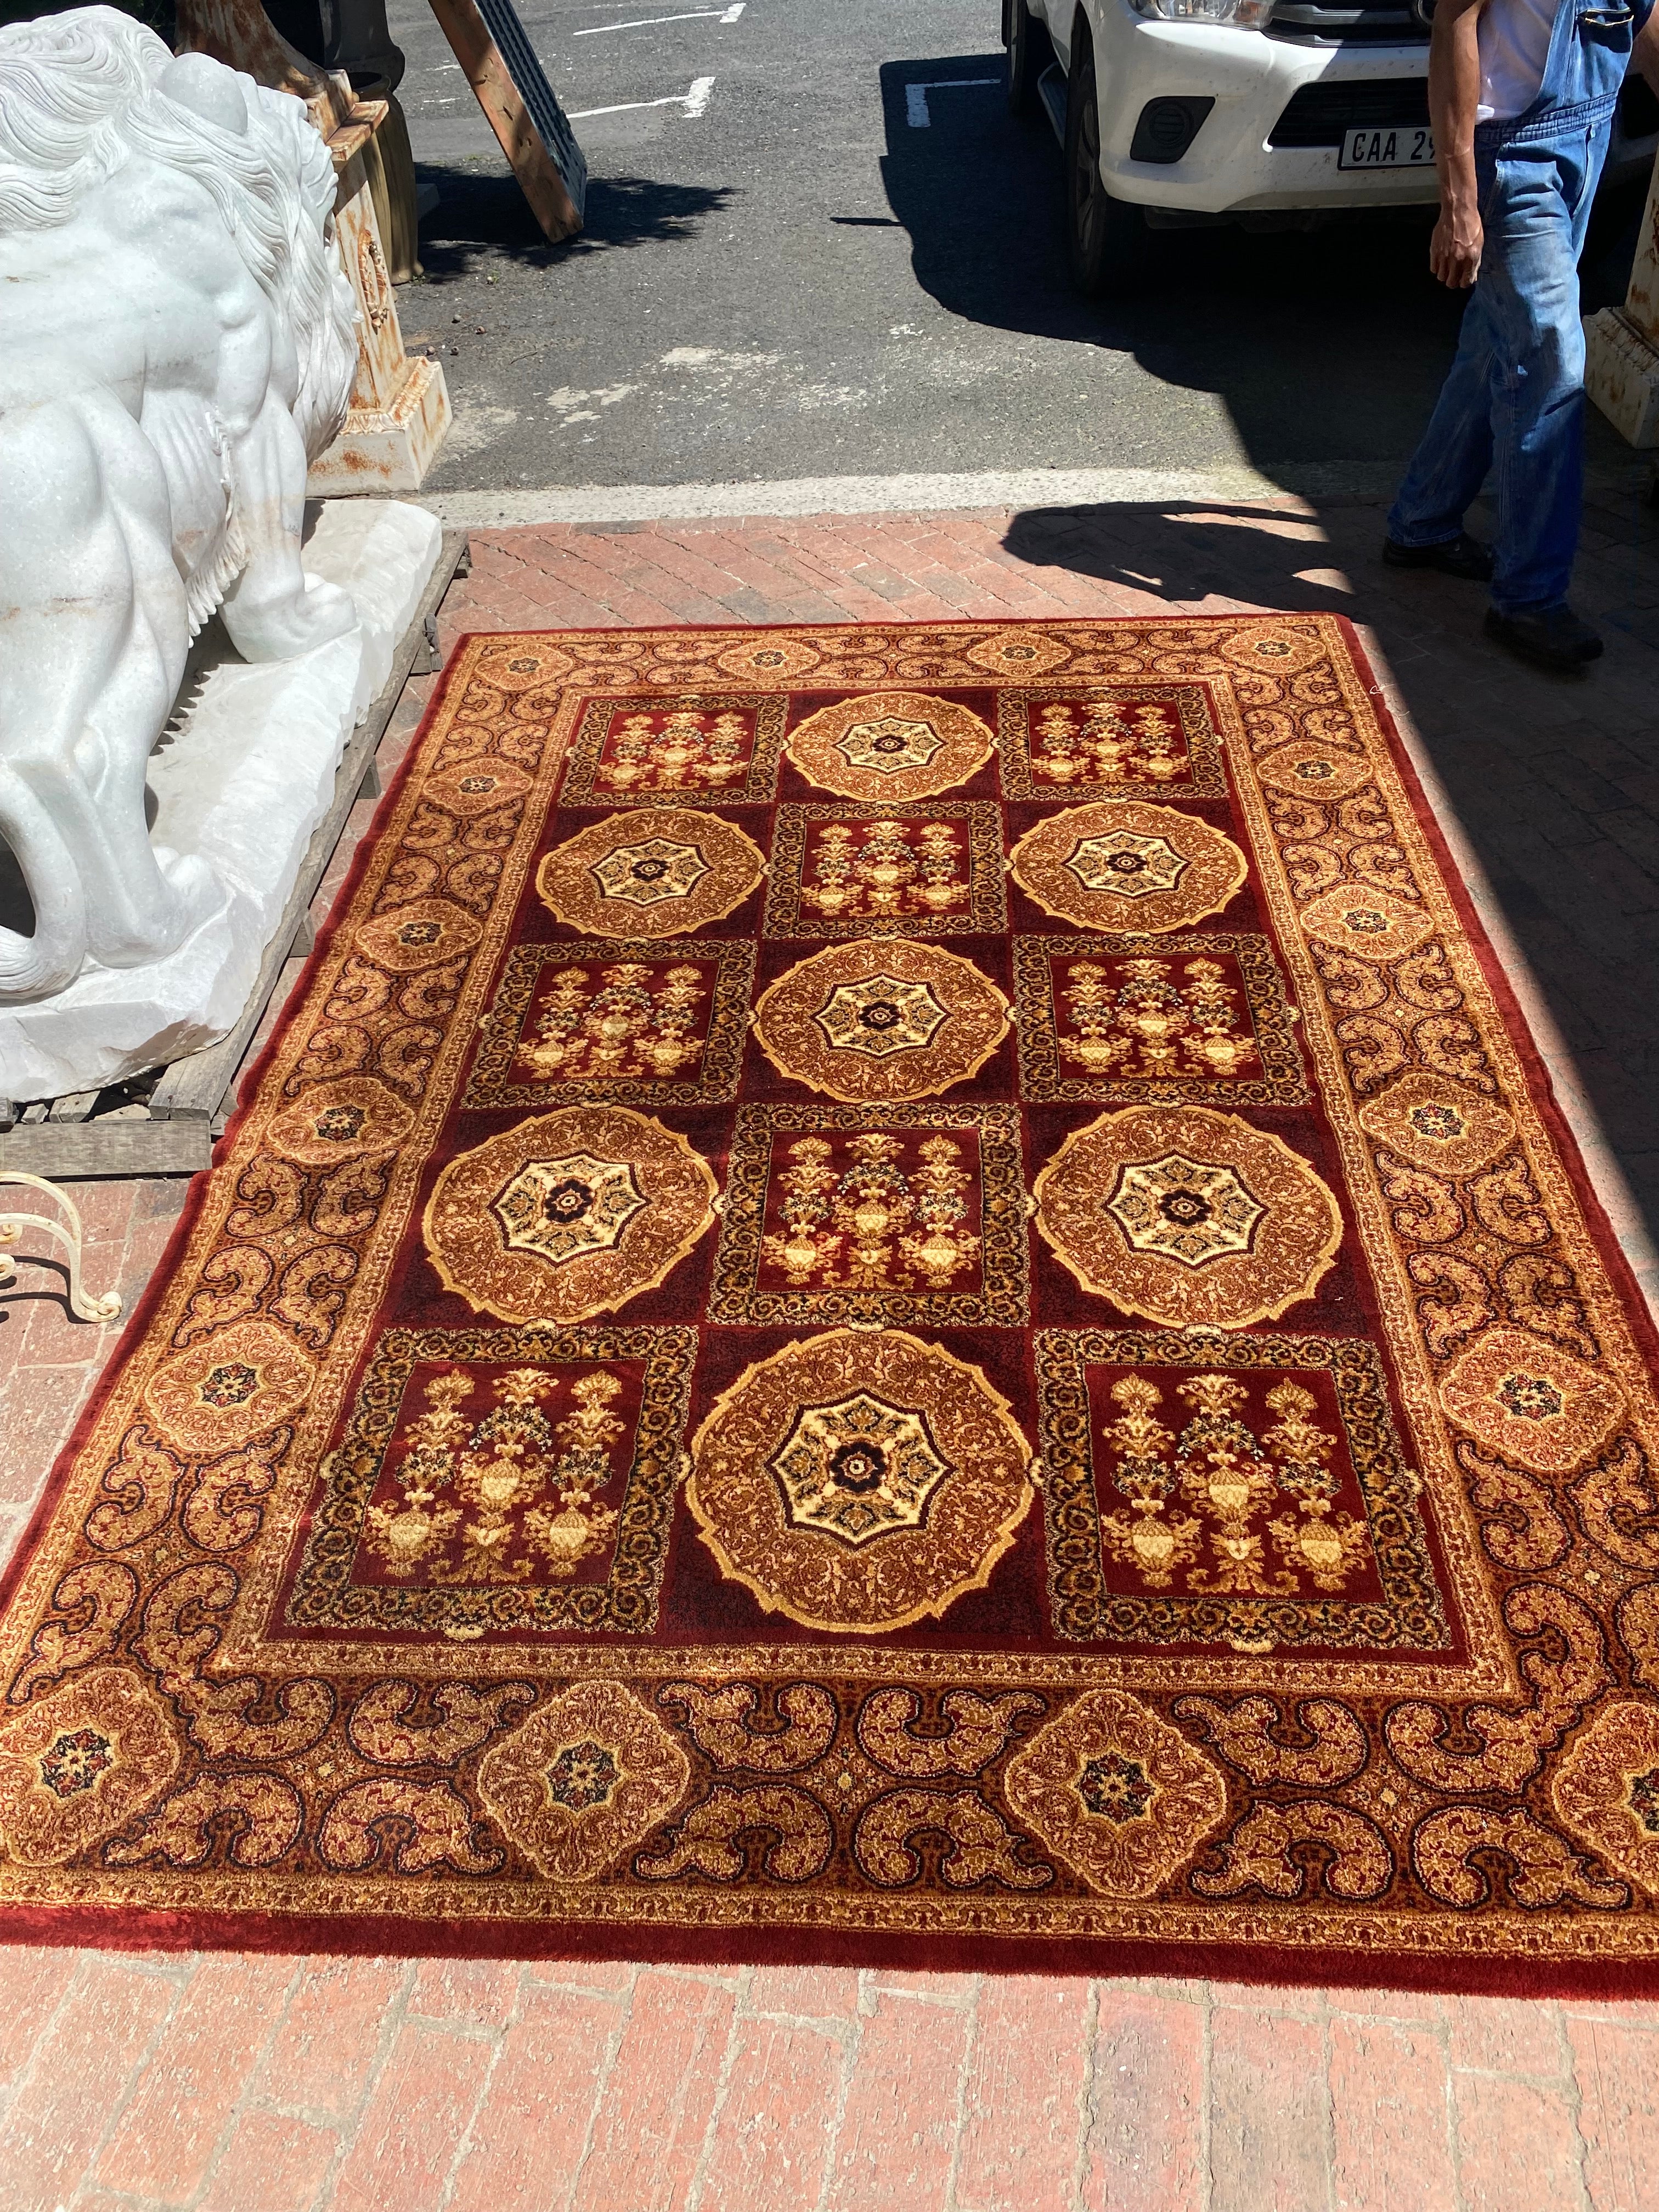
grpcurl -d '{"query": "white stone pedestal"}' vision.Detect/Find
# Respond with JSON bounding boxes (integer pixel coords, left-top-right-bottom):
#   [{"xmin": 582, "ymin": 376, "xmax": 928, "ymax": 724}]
[
  {"xmin": 304, "ymin": 143, "xmax": 452, "ymax": 495},
  {"xmin": 0, "ymin": 500, "xmax": 443, "ymax": 1103},
  {"xmin": 1585, "ymin": 155, "xmax": 1659, "ymax": 448},
  {"xmin": 176, "ymin": 0, "xmax": 450, "ymax": 493}
]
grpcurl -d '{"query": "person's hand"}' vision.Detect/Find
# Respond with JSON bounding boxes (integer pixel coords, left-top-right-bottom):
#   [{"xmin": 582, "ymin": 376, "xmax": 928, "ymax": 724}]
[{"xmin": 1430, "ymin": 204, "xmax": 1482, "ymax": 287}]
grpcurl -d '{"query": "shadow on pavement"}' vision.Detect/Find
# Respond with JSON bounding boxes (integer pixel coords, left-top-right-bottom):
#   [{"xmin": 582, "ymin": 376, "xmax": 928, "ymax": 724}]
[
  {"xmin": 413, "ymin": 168, "xmax": 738, "ymax": 279},
  {"xmin": 1001, "ymin": 490, "xmax": 1659, "ymax": 1256},
  {"xmin": 867, "ymin": 50, "xmax": 1659, "ymax": 1248},
  {"xmin": 877, "ymin": 54, "xmax": 1644, "ymax": 489},
  {"xmin": 1006, "ymin": 502, "xmax": 1362, "ymax": 611}
]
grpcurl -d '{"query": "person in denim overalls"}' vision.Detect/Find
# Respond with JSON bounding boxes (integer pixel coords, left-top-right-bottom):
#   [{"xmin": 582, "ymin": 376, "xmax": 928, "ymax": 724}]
[{"xmin": 1384, "ymin": 0, "xmax": 1659, "ymax": 669}]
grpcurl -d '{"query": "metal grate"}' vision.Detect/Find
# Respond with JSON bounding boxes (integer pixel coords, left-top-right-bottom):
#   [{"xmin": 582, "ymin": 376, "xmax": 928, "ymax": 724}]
[
  {"xmin": 1267, "ymin": 76, "xmax": 1430, "ymax": 145},
  {"xmin": 470, "ymin": 0, "xmax": 590, "ymax": 218},
  {"xmin": 1267, "ymin": 0, "xmax": 1429, "ymax": 45}
]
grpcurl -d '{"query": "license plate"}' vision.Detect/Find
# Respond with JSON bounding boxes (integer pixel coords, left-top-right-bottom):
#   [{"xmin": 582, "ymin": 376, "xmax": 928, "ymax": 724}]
[{"xmin": 1339, "ymin": 125, "xmax": 1435, "ymax": 169}]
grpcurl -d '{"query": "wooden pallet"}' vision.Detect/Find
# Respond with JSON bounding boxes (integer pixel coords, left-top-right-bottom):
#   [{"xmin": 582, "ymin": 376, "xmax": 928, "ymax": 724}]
[{"xmin": 0, "ymin": 531, "xmax": 470, "ymax": 1181}]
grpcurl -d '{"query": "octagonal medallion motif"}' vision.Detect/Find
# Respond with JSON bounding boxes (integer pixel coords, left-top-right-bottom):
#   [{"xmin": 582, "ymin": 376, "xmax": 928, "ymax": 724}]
[
  {"xmin": 1104, "ymin": 1152, "xmax": 1266, "ymax": 1267},
  {"xmin": 490, "ymin": 1151, "xmax": 648, "ymax": 1267},
  {"xmin": 768, "ymin": 1391, "xmax": 953, "ymax": 1545},
  {"xmin": 537, "ymin": 808, "xmax": 766, "ymax": 939},
  {"xmin": 1034, "ymin": 1104, "xmax": 1342, "ymax": 1330},
  {"xmin": 753, "ymin": 940, "xmax": 1011, "ymax": 1103},
  {"xmin": 1064, "ymin": 829, "xmax": 1188, "ymax": 900},
  {"xmin": 425, "ymin": 1104, "xmax": 716, "ymax": 1324},
  {"xmin": 786, "ymin": 692, "xmax": 995, "ymax": 801},
  {"xmin": 1010, "ymin": 801, "xmax": 1246, "ymax": 932},
  {"xmin": 589, "ymin": 837, "xmax": 710, "ymax": 907},
  {"xmin": 688, "ymin": 1329, "xmax": 1035, "ymax": 1630},
  {"xmin": 811, "ymin": 974, "xmax": 950, "ymax": 1060},
  {"xmin": 837, "ymin": 716, "xmax": 945, "ymax": 775}
]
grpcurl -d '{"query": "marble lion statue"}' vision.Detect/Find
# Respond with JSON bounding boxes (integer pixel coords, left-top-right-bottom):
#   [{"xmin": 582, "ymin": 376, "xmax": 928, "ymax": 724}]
[{"xmin": 0, "ymin": 7, "xmax": 359, "ymax": 1002}]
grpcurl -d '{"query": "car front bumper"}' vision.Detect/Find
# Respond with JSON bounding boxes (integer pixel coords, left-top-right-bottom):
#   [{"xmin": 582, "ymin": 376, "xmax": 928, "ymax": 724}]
[{"xmin": 1091, "ymin": 9, "xmax": 1441, "ymax": 214}]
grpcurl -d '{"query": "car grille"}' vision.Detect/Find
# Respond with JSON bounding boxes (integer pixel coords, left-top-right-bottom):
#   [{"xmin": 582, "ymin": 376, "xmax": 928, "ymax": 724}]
[
  {"xmin": 1267, "ymin": 0, "xmax": 1428, "ymax": 45},
  {"xmin": 1267, "ymin": 77, "xmax": 1430, "ymax": 146}
]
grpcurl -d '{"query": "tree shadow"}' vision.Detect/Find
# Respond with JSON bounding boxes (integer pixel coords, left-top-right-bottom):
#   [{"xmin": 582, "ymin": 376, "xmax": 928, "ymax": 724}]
[{"xmin": 413, "ymin": 168, "xmax": 738, "ymax": 280}]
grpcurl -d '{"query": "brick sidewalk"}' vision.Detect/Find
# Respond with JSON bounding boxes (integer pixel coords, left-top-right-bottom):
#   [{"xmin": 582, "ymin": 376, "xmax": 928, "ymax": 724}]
[
  {"xmin": 1, "ymin": 1951, "xmax": 1652, "ymax": 2212},
  {"xmin": 2, "ymin": 492, "xmax": 1657, "ymax": 2210}
]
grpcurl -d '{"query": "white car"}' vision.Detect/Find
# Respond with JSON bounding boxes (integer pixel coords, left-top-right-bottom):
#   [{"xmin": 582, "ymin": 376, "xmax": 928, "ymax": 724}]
[{"xmin": 1003, "ymin": 0, "xmax": 1659, "ymax": 290}]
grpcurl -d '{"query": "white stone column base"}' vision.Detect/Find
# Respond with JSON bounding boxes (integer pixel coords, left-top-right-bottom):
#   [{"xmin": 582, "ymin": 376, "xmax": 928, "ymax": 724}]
[
  {"xmin": 1584, "ymin": 306, "xmax": 1659, "ymax": 449},
  {"xmin": 308, "ymin": 353, "xmax": 453, "ymax": 495}
]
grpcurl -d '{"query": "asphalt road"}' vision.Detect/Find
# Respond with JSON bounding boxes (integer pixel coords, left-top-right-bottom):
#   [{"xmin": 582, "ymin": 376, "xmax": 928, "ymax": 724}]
[{"xmin": 389, "ymin": 0, "xmax": 1642, "ymax": 497}]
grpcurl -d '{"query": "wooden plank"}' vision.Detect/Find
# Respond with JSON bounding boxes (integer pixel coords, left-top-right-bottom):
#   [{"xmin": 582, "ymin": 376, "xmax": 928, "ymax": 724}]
[
  {"xmin": 425, "ymin": 0, "xmax": 584, "ymax": 244},
  {"xmin": 0, "ymin": 1119, "xmax": 212, "ymax": 1180},
  {"xmin": 47, "ymin": 1091, "xmax": 99, "ymax": 1125},
  {"xmin": 150, "ymin": 528, "xmax": 471, "ymax": 1130}
]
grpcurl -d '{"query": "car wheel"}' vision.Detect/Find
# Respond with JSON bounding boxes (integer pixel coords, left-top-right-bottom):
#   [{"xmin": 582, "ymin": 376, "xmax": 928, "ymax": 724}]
[
  {"xmin": 1006, "ymin": 0, "xmax": 1052, "ymax": 116},
  {"xmin": 1064, "ymin": 26, "xmax": 1155, "ymax": 295}
]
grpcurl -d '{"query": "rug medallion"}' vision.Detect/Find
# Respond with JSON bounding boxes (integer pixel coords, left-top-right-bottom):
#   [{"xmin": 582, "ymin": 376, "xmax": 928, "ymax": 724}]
[{"xmin": 4, "ymin": 617, "xmax": 1658, "ymax": 1988}]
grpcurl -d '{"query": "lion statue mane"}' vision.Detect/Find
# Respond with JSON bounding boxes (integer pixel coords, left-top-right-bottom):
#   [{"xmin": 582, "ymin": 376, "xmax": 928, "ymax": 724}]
[{"xmin": 0, "ymin": 7, "xmax": 359, "ymax": 1003}]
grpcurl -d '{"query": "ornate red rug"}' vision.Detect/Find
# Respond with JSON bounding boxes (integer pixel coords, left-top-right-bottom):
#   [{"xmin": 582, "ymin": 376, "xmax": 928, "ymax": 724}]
[{"xmin": 7, "ymin": 615, "xmax": 1659, "ymax": 1991}]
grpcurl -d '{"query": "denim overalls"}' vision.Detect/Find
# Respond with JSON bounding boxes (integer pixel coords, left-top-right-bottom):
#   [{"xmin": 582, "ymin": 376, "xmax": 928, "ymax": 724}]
[{"xmin": 1387, "ymin": 0, "xmax": 1652, "ymax": 612}]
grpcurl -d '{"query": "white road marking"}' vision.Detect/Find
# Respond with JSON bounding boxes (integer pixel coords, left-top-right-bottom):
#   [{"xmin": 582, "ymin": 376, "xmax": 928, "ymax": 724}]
[
  {"xmin": 905, "ymin": 78, "xmax": 999, "ymax": 128},
  {"xmin": 568, "ymin": 75, "xmax": 716, "ymax": 118},
  {"xmin": 575, "ymin": 4, "xmax": 742, "ymax": 33}
]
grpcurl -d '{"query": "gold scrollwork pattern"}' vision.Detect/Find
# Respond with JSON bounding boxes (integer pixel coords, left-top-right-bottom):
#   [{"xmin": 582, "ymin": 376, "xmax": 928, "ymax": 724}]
[{"xmin": 0, "ymin": 618, "xmax": 1654, "ymax": 1985}]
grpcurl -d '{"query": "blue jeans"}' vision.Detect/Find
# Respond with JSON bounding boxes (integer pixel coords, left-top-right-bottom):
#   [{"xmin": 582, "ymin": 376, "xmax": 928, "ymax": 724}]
[{"xmin": 1387, "ymin": 120, "xmax": 1610, "ymax": 614}]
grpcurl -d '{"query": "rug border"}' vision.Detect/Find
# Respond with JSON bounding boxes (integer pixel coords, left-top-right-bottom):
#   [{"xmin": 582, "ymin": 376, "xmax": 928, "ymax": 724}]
[
  {"xmin": 1, "ymin": 1897, "xmax": 1654, "ymax": 2000},
  {"xmin": 1325, "ymin": 611, "xmax": 1659, "ymax": 1380},
  {"xmin": 0, "ymin": 640, "xmax": 475, "ymax": 1635},
  {"xmin": 5, "ymin": 612, "xmax": 1655, "ymax": 1993}
]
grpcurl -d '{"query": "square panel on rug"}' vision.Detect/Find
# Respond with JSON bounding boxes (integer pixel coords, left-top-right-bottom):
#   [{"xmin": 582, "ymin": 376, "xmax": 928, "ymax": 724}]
[{"xmin": 5, "ymin": 616, "xmax": 1658, "ymax": 1991}]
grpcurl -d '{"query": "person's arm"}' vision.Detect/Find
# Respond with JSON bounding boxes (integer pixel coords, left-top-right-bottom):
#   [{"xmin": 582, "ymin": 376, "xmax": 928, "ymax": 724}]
[
  {"xmin": 1636, "ymin": 8, "xmax": 1659, "ymax": 97},
  {"xmin": 1429, "ymin": 0, "xmax": 1489, "ymax": 287}
]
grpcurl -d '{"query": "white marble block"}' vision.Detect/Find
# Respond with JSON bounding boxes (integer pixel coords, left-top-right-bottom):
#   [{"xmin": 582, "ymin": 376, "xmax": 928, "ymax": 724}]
[
  {"xmin": 1585, "ymin": 153, "xmax": 1659, "ymax": 448},
  {"xmin": 0, "ymin": 10, "xmax": 452, "ymax": 1103},
  {"xmin": 0, "ymin": 501, "xmax": 443, "ymax": 1102}
]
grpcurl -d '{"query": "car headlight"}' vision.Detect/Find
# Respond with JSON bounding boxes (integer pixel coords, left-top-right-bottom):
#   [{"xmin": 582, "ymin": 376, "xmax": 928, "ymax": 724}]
[{"xmin": 1130, "ymin": 0, "xmax": 1273, "ymax": 26}]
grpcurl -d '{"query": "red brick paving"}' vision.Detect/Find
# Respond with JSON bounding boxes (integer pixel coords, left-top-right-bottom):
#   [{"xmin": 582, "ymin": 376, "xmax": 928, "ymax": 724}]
[
  {"xmin": 93, "ymin": 1956, "xmax": 294, "ymax": 2200},
  {"xmin": 1328, "ymin": 2014, "xmax": 1459, "ymax": 2212},
  {"xmin": 957, "ymin": 1976, "xmax": 1091, "ymax": 2212},
  {"xmin": 572, "ymin": 1971, "xmax": 736, "ymax": 2212},
  {"xmin": 3, "ymin": 493, "xmax": 1658, "ymax": 2209},
  {"xmin": 702, "ymin": 2013, "xmax": 844, "ymax": 2212},
  {"xmin": 0, "ymin": 1966, "xmax": 1645, "ymax": 2210},
  {"xmin": 1084, "ymin": 1985, "xmax": 1206, "ymax": 2212}
]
